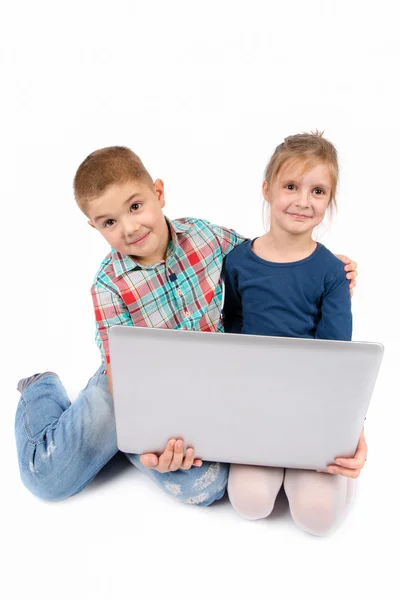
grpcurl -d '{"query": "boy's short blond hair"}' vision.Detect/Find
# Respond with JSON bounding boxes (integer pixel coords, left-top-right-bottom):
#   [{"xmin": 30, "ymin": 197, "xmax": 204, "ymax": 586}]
[
  {"xmin": 73, "ymin": 146, "xmax": 154, "ymax": 215},
  {"xmin": 264, "ymin": 131, "xmax": 339, "ymax": 208}
]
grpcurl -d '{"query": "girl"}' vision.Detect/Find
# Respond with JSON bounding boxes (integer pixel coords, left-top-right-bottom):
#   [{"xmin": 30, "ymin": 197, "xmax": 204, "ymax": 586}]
[{"xmin": 222, "ymin": 131, "xmax": 367, "ymax": 536}]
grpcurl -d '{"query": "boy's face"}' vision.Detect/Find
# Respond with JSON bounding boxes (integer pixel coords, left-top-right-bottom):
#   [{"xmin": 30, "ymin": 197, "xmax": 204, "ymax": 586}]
[
  {"xmin": 263, "ymin": 161, "xmax": 332, "ymax": 236},
  {"xmin": 87, "ymin": 179, "xmax": 170, "ymax": 265}
]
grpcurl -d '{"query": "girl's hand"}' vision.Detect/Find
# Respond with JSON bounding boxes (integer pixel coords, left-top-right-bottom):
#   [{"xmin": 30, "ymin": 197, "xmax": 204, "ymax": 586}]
[
  {"xmin": 140, "ymin": 438, "xmax": 203, "ymax": 472},
  {"xmin": 335, "ymin": 254, "xmax": 358, "ymax": 298},
  {"xmin": 319, "ymin": 429, "xmax": 368, "ymax": 478}
]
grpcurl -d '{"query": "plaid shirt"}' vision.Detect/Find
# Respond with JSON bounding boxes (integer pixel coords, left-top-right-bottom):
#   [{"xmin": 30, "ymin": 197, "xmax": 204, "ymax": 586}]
[{"xmin": 91, "ymin": 217, "xmax": 246, "ymax": 363}]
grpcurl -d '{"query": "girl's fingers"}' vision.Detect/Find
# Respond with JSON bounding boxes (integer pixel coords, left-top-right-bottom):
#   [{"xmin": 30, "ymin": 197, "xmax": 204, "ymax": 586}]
[
  {"xmin": 326, "ymin": 465, "xmax": 361, "ymax": 478},
  {"xmin": 334, "ymin": 458, "xmax": 364, "ymax": 470}
]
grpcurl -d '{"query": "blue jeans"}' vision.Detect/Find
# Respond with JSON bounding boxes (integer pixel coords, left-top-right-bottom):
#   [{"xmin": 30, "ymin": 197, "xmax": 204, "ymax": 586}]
[{"xmin": 15, "ymin": 364, "xmax": 228, "ymax": 505}]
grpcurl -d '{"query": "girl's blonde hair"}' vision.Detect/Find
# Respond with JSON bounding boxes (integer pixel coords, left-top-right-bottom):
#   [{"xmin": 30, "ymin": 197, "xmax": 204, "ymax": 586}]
[{"xmin": 262, "ymin": 131, "xmax": 339, "ymax": 231}]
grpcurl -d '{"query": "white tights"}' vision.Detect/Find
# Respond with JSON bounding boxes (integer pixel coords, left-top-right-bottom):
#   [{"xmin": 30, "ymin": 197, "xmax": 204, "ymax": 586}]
[{"xmin": 228, "ymin": 464, "xmax": 356, "ymax": 536}]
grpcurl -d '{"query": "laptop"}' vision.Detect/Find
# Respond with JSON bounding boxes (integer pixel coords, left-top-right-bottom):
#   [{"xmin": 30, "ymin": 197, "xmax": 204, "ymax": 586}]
[{"xmin": 108, "ymin": 326, "xmax": 384, "ymax": 470}]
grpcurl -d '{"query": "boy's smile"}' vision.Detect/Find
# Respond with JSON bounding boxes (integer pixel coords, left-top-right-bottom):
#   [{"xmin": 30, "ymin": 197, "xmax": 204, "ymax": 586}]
[{"xmin": 87, "ymin": 179, "xmax": 170, "ymax": 266}]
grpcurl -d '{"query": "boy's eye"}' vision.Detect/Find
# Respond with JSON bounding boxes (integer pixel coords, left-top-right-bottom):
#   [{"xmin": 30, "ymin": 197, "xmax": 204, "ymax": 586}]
[
  {"xmin": 130, "ymin": 202, "xmax": 141, "ymax": 211},
  {"xmin": 285, "ymin": 184, "xmax": 296, "ymax": 190},
  {"xmin": 104, "ymin": 219, "xmax": 116, "ymax": 228}
]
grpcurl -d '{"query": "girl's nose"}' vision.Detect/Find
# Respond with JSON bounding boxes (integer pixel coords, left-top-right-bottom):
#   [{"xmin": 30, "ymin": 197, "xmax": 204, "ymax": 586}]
[{"xmin": 296, "ymin": 190, "xmax": 310, "ymax": 208}]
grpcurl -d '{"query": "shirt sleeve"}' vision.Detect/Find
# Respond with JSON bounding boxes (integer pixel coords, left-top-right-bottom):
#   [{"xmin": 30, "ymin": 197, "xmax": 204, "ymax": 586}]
[
  {"xmin": 315, "ymin": 266, "xmax": 352, "ymax": 341},
  {"xmin": 91, "ymin": 279, "xmax": 133, "ymax": 364},
  {"xmin": 208, "ymin": 222, "xmax": 247, "ymax": 257},
  {"xmin": 221, "ymin": 257, "xmax": 243, "ymax": 333}
]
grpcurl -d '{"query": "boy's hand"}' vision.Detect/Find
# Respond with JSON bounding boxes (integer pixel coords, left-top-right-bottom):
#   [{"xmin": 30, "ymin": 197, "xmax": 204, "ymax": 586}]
[
  {"xmin": 335, "ymin": 254, "xmax": 358, "ymax": 298},
  {"xmin": 140, "ymin": 439, "xmax": 203, "ymax": 473}
]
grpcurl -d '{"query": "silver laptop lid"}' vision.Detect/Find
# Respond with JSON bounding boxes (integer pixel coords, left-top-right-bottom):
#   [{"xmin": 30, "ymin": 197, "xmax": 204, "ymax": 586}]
[{"xmin": 109, "ymin": 326, "xmax": 384, "ymax": 470}]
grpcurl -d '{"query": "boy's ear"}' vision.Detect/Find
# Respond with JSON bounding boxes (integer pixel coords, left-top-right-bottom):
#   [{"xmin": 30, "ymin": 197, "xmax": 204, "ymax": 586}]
[
  {"xmin": 262, "ymin": 180, "xmax": 270, "ymax": 203},
  {"xmin": 87, "ymin": 220, "xmax": 96, "ymax": 229},
  {"xmin": 153, "ymin": 178, "xmax": 166, "ymax": 209}
]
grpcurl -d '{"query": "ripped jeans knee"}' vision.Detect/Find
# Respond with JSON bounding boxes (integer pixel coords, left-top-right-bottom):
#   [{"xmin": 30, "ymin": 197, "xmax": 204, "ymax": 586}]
[{"xmin": 126, "ymin": 454, "xmax": 229, "ymax": 506}]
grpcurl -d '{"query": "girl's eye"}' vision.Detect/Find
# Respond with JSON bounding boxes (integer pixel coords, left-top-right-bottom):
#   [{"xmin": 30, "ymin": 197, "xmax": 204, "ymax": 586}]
[
  {"xmin": 313, "ymin": 188, "xmax": 325, "ymax": 195},
  {"xmin": 130, "ymin": 202, "xmax": 141, "ymax": 211},
  {"xmin": 104, "ymin": 219, "xmax": 115, "ymax": 228},
  {"xmin": 285, "ymin": 184, "xmax": 295, "ymax": 190}
]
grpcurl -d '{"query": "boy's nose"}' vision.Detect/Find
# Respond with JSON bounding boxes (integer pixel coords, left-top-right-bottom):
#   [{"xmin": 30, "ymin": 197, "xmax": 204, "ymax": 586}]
[{"xmin": 122, "ymin": 218, "xmax": 140, "ymax": 237}]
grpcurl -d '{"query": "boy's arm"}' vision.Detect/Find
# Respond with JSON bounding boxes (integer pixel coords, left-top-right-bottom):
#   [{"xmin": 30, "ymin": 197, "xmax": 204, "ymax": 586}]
[
  {"xmin": 92, "ymin": 280, "xmax": 133, "ymax": 393},
  {"xmin": 315, "ymin": 267, "xmax": 352, "ymax": 341},
  {"xmin": 207, "ymin": 222, "xmax": 247, "ymax": 256},
  {"xmin": 221, "ymin": 259, "xmax": 243, "ymax": 333}
]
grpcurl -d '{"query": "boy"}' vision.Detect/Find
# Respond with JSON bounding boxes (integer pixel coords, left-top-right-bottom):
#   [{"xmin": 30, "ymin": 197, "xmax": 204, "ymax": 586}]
[{"xmin": 15, "ymin": 146, "xmax": 358, "ymax": 504}]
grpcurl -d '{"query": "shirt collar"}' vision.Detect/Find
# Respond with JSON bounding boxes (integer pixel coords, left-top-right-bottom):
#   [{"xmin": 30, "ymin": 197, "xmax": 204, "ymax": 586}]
[{"xmin": 111, "ymin": 217, "xmax": 192, "ymax": 278}]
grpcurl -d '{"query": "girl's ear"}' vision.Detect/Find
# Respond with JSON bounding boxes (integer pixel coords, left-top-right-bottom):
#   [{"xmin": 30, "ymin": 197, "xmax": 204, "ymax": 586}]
[
  {"xmin": 88, "ymin": 220, "xmax": 96, "ymax": 229},
  {"xmin": 262, "ymin": 180, "xmax": 270, "ymax": 203}
]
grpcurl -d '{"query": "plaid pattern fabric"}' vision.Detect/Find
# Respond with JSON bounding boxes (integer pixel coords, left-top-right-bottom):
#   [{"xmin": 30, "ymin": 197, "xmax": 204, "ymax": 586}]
[{"xmin": 91, "ymin": 217, "xmax": 246, "ymax": 363}]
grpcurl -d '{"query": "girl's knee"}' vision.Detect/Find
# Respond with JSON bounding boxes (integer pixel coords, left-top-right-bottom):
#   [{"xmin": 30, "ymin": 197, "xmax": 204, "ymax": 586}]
[
  {"xmin": 284, "ymin": 470, "xmax": 349, "ymax": 535},
  {"xmin": 289, "ymin": 492, "xmax": 341, "ymax": 536},
  {"xmin": 228, "ymin": 465, "xmax": 283, "ymax": 520},
  {"xmin": 228, "ymin": 481, "xmax": 277, "ymax": 520}
]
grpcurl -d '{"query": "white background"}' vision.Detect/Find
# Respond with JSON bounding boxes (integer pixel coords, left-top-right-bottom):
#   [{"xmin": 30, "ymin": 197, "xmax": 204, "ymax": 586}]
[{"xmin": 2, "ymin": 1, "xmax": 399, "ymax": 598}]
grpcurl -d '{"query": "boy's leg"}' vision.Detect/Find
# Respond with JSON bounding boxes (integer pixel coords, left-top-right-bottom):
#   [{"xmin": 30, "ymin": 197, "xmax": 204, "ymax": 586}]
[
  {"xmin": 228, "ymin": 464, "xmax": 284, "ymax": 519},
  {"xmin": 15, "ymin": 365, "xmax": 118, "ymax": 501},
  {"xmin": 283, "ymin": 468, "xmax": 357, "ymax": 536},
  {"xmin": 126, "ymin": 453, "xmax": 229, "ymax": 506}
]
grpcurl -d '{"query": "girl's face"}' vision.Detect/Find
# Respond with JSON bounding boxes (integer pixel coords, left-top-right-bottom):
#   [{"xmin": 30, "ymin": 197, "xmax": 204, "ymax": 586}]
[{"xmin": 263, "ymin": 161, "xmax": 333, "ymax": 237}]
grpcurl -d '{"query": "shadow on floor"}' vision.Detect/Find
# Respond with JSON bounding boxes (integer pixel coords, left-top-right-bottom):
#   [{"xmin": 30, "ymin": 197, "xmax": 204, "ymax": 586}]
[
  {"xmin": 84, "ymin": 458, "xmax": 290, "ymax": 522},
  {"xmin": 267, "ymin": 486, "xmax": 290, "ymax": 519},
  {"xmin": 85, "ymin": 451, "xmax": 132, "ymax": 492}
]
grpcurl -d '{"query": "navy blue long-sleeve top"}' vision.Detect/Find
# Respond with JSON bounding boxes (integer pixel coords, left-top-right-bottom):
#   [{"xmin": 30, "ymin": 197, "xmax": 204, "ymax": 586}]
[{"xmin": 222, "ymin": 240, "xmax": 352, "ymax": 341}]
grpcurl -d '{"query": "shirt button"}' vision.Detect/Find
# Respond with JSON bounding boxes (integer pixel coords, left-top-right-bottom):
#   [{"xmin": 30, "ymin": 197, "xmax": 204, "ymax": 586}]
[
  {"xmin": 184, "ymin": 309, "xmax": 191, "ymax": 317},
  {"xmin": 178, "ymin": 289, "xmax": 183, "ymax": 296}
]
